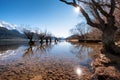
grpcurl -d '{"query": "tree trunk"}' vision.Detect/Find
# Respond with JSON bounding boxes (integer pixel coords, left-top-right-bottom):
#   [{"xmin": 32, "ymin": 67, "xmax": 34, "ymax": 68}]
[
  {"xmin": 40, "ymin": 38, "xmax": 43, "ymax": 43},
  {"xmin": 46, "ymin": 38, "xmax": 48, "ymax": 43},
  {"xmin": 102, "ymin": 26, "xmax": 120, "ymax": 55},
  {"xmin": 29, "ymin": 40, "xmax": 34, "ymax": 45}
]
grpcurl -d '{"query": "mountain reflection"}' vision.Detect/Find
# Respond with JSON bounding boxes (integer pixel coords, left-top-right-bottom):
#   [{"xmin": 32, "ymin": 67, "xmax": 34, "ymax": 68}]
[
  {"xmin": 0, "ymin": 41, "xmax": 100, "ymax": 66},
  {"xmin": 0, "ymin": 41, "xmax": 27, "ymax": 52},
  {"xmin": 0, "ymin": 46, "xmax": 27, "ymax": 60}
]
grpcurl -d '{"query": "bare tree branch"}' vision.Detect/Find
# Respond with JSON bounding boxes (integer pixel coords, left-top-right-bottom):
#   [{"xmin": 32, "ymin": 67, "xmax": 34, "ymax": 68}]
[
  {"xmin": 109, "ymin": 0, "xmax": 116, "ymax": 15},
  {"xmin": 60, "ymin": 0, "xmax": 100, "ymax": 29},
  {"xmin": 60, "ymin": 0, "xmax": 78, "ymax": 7},
  {"xmin": 91, "ymin": 0, "xmax": 110, "ymax": 17}
]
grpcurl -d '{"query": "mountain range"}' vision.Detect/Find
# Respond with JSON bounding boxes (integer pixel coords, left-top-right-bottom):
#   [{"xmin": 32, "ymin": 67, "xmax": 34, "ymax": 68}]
[{"xmin": 0, "ymin": 20, "xmax": 25, "ymax": 39}]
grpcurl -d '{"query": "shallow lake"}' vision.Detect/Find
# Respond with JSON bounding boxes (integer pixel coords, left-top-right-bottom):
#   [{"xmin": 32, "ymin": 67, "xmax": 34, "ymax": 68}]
[{"xmin": 0, "ymin": 41, "xmax": 101, "ymax": 80}]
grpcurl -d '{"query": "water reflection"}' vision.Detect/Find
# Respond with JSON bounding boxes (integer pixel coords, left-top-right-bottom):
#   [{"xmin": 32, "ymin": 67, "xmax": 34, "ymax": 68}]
[
  {"xmin": 0, "ymin": 41, "xmax": 104, "ymax": 79},
  {"xmin": 23, "ymin": 42, "xmax": 54, "ymax": 58},
  {"xmin": 0, "ymin": 46, "xmax": 27, "ymax": 60},
  {"xmin": 38, "ymin": 42, "xmax": 53, "ymax": 54},
  {"xmin": 70, "ymin": 43, "xmax": 94, "ymax": 69},
  {"xmin": 23, "ymin": 44, "xmax": 34, "ymax": 57},
  {"xmin": 76, "ymin": 67, "xmax": 82, "ymax": 76},
  {"xmin": 0, "ymin": 41, "xmax": 27, "ymax": 60},
  {"xmin": 70, "ymin": 43, "xmax": 93, "ymax": 61},
  {"xmin": 0, "ymin": 41, "xmax": 27, "ymax": 52},
  {"xmin": 0, "ymin": 41, "xmax": 99, "ymax": 63}
]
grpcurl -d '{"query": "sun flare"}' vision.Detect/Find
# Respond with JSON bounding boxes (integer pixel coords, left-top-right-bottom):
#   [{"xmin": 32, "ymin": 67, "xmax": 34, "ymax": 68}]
[
  {"xmin": 76, "ymin": 67, "xmax": 82, "ymax": 76},
  {"xmin": 74, "ymin": 6, "xmax": 80, "ymax": 13}
]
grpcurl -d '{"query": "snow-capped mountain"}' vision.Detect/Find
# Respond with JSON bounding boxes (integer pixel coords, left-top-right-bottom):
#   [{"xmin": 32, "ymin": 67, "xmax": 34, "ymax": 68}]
[
  {"xmin": 0, "ymin": 20, "xmax": 17, "ymax": 30},
  {"xmin": 0, "ymin": 20, "xmax": 25, "ymax": 39},
  {"xmin": 0, "ymin": 20, "xmax": 24, "ymax": 34}
]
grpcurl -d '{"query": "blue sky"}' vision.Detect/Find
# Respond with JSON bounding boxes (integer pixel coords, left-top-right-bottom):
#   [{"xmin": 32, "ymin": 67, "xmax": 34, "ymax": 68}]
[{"xmin": 0, "ymin": 0, "xmax": 84, "ymax": 37}]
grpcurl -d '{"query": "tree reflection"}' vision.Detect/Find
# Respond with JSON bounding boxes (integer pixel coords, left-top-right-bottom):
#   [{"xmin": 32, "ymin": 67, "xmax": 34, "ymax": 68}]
[
  {"xmin": 23, "ymin": 42, "xmax": 56, "ymax": 58},
  {"xmin": 37, "ymin": 42, "xmax": 53, "ymax": 54},
  {"xmin": 23, "ymin": 44, "xmax": 34, "ymax": 57},
  {"xmin": 70, "ymin": 43, "xmax": 93, "ymax": 61},
  {"xmin": 70, "ymin": 42, "xmax": 96, "ymax": 72},
  {"xmin": 70, "ymin": 42, "xmax": 120, "ymax": 79}
]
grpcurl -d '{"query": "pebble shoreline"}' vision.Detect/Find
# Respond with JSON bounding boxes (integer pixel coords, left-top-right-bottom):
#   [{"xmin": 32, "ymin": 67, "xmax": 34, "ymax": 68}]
[{"xmin": 0, "ymin": 56, "xmax": 91, "ymax": 80}]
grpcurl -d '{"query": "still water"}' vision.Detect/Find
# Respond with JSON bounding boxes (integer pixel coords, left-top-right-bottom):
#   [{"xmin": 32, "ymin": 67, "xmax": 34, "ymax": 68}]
[
  {"xmin": 0, "ymin": 41, "xmax": 97, "ymax": 64},
  {"xmin": 0, "ymin": 41, "xmax": 101, "ymax": 80}
]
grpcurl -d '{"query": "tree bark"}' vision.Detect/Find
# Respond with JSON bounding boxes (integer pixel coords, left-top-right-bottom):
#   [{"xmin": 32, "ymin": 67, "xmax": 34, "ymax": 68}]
[
  {"xmin": 102, "ymin": 25, "xmax": 120, "ymax": 55},
  {"xmin": 60, "ymin": 0, "xmax": 120, "ymax": 55}
]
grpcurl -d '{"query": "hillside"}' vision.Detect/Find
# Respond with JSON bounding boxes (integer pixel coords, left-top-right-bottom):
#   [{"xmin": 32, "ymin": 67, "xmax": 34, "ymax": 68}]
[{"xmin": 0, "ymin": 26, "xmax": 25, "ymax": 39}]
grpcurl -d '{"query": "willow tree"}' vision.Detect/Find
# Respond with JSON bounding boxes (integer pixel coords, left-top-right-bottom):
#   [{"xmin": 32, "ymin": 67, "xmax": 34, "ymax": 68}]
[
  {"xmin": 23, "ymin": 29, "xmax": 34, "ymax": 45},
  {"xmin": 38, "ymin": 31, "xmax": 46, "ymax": 43},
  {"xmin": 60, "ymin": 0, "xmax": 120, "ymax": 54}
]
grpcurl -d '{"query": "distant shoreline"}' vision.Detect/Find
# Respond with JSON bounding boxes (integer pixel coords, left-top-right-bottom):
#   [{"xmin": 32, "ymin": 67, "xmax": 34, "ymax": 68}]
[
  {"xmin": 0, "ymin": 39, "xmax": 29, "ymax": 46},
  {"xmin": 0, "ymin": 39, "xmax": 29, "ymax": 41}
]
